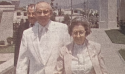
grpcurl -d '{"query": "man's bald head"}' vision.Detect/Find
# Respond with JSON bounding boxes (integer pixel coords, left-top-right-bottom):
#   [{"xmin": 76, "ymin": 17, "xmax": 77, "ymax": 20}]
[{"xmin": 35, "ymin": 1, "xmax": 52, "ymax": 12}]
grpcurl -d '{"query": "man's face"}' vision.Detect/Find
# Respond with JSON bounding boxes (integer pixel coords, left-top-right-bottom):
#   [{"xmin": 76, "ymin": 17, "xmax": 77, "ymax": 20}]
[
  {"xmin": 27, "ymin": 6, "xmax": 36, "ymax": 24},
  {"xmin": 35, "ymin": 3, "xmax": 52, "ymax": 26}
]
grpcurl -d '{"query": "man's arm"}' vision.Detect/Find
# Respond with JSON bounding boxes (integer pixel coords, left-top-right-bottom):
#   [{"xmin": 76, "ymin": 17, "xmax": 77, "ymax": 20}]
[
  {"xmin": 16, "ymin": 32, "xmax": 29, "ymax": 74},
  {"xmin": 62, "ymin": 24, "xmax": 71, "ymax": 46}
]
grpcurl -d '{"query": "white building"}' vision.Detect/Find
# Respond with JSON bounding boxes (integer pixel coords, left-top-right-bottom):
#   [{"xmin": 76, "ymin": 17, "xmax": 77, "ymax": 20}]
[
  {"xmin": 0, "ymin": 5, "xmax": 15, "ymax": 45},
  {"xmin": 13, "ymin": 10, "xmax": 27, "ymax": 23},
  {"xmin": 11, "ymin": 0, "xmax": 20, "ymax": 10},
  {"xmin": 54, "ymin": 8, "xmax": 84, "ymax": 22}
]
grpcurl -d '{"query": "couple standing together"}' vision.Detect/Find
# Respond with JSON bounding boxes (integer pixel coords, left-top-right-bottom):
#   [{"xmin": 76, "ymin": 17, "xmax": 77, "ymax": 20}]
[{"xmin": 15, "ymin": 1, "xmax": 108, "ymax": 74}]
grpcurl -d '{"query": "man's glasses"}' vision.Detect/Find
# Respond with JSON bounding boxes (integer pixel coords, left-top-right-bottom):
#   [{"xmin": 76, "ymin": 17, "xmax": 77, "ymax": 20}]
[{"xmin": 36, "ymin": 10, "xmax": 50, "ymax": 14}]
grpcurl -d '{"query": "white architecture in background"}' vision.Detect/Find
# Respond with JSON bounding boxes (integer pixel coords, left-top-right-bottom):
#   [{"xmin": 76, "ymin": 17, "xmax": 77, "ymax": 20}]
[
  {"xmin": 61, "ymin": 8, "xmax": 84, "ymax": 16},
  {"xmin": 54, "ymin": 8, "xmax": 84, "ymax": 22},
  {"xmin": 119, "ymin": 0, "xmax": 125, "ymax": 21},
  {"xmin": 54, "ymin": 8, "xmax": 84, "ymax": 16},
  {"xmin": 0, "ymin": 4, "xmax": 15, "ymax": 45},
  {"xmin": 53, "ymin": 10, "xmax": 58, "ymax": 16},
  {"xmin": 99, "ymin": 0, "xmax": 117, "ymax": 28},
  {"xmin": 13, "ymin": 10, "xmax": 27, "ymax": 23},
  {"xmin": 55, "ymin": 16, "xmax": 64, "ymax": 22},
  {"xmin": 62, "ymin": 9, "xmax": 79, "ymax": 16},
  {"xmin": 11, "ymin": 0, "xmax": 20, "ymax": 10},
  {"xmin": 0, "ymin": 5, "xmax": 15, "ymax": 11},
  {"xmin": 74, "ymin": 8, "xmax": 84, "ymax": 15}
]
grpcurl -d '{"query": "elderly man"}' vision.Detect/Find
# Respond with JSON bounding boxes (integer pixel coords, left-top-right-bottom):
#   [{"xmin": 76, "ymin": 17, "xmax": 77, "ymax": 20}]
[
  {"xmin": 16, "ymin": 1, "xmax": 70, "ymax": 74},
  {"xmin": 14, "ymin": 4, "xmax": 36, "ymax": 67}
]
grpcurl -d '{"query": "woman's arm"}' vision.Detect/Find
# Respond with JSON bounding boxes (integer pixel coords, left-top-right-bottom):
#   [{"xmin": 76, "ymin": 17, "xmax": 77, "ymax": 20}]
[
  {"xmin": 97, "ymin": 44, "xmax": 108, "ymax": 74},
  {"xmin": 54, "ymin": 46, "xmax": 67, "ymax": 74}
]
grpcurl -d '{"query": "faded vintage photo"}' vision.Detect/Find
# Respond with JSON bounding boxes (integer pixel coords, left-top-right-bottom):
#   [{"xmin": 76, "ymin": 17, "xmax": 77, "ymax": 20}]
[{"xmin": 0, "ymin": 0, "xmax": 125, "ymax": 74}]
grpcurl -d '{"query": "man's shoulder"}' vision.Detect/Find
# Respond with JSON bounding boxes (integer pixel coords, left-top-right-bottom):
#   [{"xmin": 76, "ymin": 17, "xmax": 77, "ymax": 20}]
[
  {"xmin": 51, "ymin": 21, "xmax": 67, "ymax": 28},
  {"xmin": 23, "ymin": 27, "xmax": 32, "ymax": 35},
  {"xmin": 23, "ymin": 22, "xmax": 38, "ymax": 34}
]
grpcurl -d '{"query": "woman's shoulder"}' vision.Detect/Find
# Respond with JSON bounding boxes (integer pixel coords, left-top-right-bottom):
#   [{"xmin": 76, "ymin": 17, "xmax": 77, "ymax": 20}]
[
  {"xmin": 88, "ymin": 40, "xmax": 101, "ymax": 47},
  {"xmin": 87, "ymin": 40, "xmax": 101, "ymax": 53}
]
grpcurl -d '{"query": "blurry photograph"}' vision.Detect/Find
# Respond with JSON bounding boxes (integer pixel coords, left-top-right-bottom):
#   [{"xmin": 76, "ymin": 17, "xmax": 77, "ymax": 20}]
[{"xmin": 0, "ymin": 0, "xmax": 125, "ymax": 74}]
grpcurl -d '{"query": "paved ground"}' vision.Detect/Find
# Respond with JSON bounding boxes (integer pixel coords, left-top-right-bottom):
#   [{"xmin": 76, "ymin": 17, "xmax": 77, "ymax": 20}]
[
  {"xmin": 87, "ymin": 29, "xmax": 125, "ymax": 74},
  {"xmin": 0, "ymin": 28, "xmax": 125, "ymax": 74}
]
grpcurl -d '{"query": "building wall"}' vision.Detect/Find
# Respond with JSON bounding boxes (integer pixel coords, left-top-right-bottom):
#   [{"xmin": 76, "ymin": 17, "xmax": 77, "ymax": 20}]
[
  {"xmin": 108, "ymin": 0, "xmax": 117, "ymax": 28},
  {"xmin": 99, "ymin": 0, "xmax": 108, "ymax": 28},
  {"xmin": 0, "ymin": 12, "xmax": 14, "ymax": 45},
  {"xmin": 119, "ymin": 0, "xmax": 125, "ymax": 21},
  {"xmin": 12, "ymin": 0, "xmax": 20, "ymax": 10},
  {"xmin": 0, "ymin": 10, "xmax": 3, "ymax": 23},
  {"xmin": 99, "ymin": 0, "xmax": 117, "ymax": 29},
  {"xmin": 0, "ymin": 5, "xmax": 15, "ymax": 45},
  {"xmin": 13, "ymin": 10, "xmax": 28, "ymax": 23},
  {"xmin": 0, "ymin": 5, "xmax": 15, "ymax": 11}
]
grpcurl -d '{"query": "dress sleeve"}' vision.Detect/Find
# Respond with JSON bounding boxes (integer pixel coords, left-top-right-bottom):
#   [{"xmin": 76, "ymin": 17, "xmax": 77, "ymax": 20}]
[
  {"xmin": 54, "ymin": 46, "xmax": 67, "ymax": 74},
  {"xmin": 97, "ymin": 44, "xmax": 109, "ymax": 74}
]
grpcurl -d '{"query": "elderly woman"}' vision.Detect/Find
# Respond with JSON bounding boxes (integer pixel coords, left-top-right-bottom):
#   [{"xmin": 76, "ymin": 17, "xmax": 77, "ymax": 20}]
[{"xmin": 55, "ymin": 17, "xmax": 108, "ymax": 74}]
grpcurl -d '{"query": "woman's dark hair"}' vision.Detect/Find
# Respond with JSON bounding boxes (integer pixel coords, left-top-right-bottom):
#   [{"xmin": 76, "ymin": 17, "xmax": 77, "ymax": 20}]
[{"xmin": 69, "ymin": 17, "xmax": 91, "ymax": 36}]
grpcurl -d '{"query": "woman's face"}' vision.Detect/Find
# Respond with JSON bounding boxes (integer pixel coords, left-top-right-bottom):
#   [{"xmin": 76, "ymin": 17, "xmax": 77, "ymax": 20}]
[{"xmin": 71, "ymin": 24, "xmax": 86, "ymax": 45}]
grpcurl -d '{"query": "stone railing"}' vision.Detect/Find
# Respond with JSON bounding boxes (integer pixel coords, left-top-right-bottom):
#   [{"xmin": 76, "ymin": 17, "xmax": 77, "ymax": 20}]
[
  {"xmin": 0, "ymin": 5, "xmax": 15, "ymax": 11},
  {"xmin": 1, "ymin": 67, "xmax": 15, "ymax": 74},
  {"xmin": 0, "ymin": 58, "xmax": 15, "ymax": 74}
]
